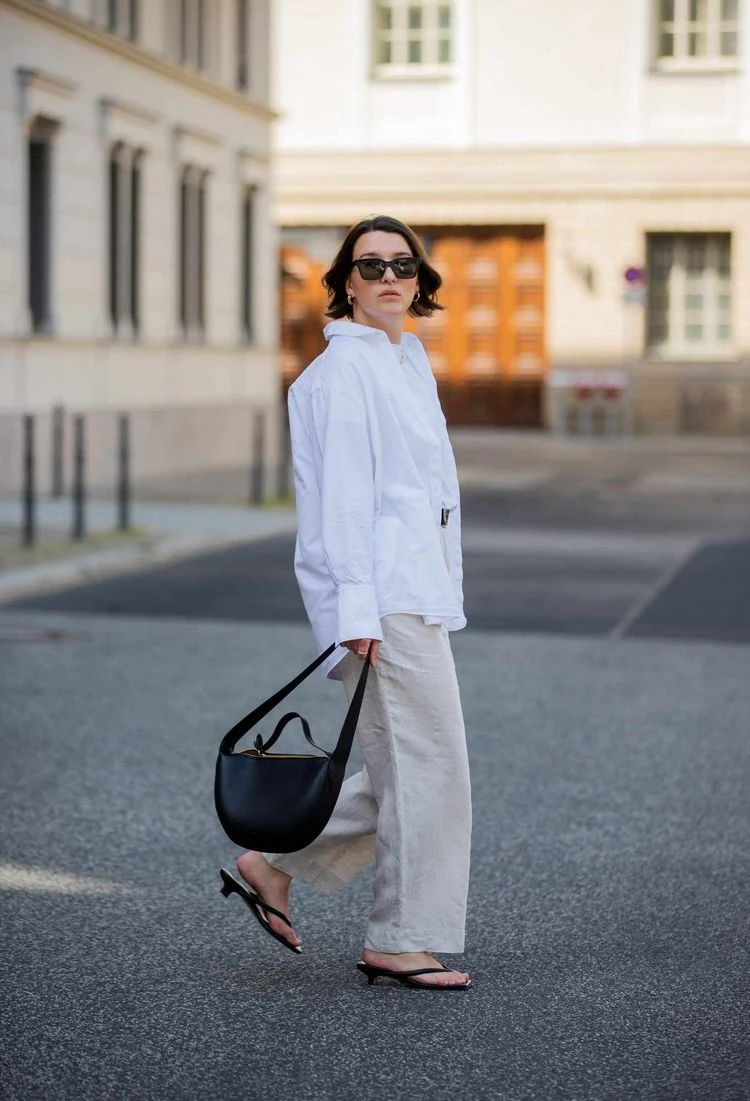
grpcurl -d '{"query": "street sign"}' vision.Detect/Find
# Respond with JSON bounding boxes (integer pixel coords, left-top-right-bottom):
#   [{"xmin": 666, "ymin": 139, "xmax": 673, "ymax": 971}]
[{"xmin": 624, "ymin": 266, "xmax": 646, "ymax": 285}]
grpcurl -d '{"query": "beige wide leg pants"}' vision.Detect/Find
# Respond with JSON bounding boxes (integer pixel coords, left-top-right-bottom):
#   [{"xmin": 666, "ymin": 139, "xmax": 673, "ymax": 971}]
[{"xmin": 268, "ymin": 613, "xmax": 472, "ymax": 953}]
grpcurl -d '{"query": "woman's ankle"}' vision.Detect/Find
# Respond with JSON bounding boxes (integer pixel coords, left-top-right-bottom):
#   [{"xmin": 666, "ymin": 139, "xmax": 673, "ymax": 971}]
[
  {"xmin": 363, "ymin": 948, "xmax": 424, "ymax": 960},
  {"xmin": 237, "ymin": 852, "xmax": 292, "ymax": 885}
]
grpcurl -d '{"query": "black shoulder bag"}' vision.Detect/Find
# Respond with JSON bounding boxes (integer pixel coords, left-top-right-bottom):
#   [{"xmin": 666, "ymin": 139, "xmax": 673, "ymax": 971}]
[{"xmin": 214, "ymin": 644, "xmax": 371, "ymax": 853}]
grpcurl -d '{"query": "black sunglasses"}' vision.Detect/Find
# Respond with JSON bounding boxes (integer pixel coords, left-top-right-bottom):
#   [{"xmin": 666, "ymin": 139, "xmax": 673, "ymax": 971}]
[{"xmin": 351, "ymin": 256, "xmax": 421, "ymax": 280}]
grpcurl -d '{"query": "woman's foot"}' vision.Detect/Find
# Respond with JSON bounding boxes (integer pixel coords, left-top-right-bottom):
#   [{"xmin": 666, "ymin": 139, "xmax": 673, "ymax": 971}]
[
  {"xmin": 361, "ymin": 949, "xmax": 470, "ymax": 988},
  {"xmin": 236, "ymin": 852, "xmax": 301, "ymax": 950}
]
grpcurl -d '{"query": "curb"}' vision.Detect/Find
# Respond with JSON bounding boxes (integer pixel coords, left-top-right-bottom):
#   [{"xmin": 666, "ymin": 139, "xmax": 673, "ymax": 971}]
[{"xmin": 0, "ymin": 520, "xmax": 297, "ymax": 604}]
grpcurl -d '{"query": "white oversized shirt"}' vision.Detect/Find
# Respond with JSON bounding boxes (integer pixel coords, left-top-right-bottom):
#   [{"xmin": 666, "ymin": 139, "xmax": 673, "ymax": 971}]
[{"xmin": 288, "ymin": 320, "xmax": 466, "ymax": 679}]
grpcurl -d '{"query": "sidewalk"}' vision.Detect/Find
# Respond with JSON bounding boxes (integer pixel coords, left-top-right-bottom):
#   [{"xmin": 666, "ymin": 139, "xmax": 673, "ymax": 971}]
[
  {"xmin": 0, "ymin": 497, "xmax": 297, "ymax": 602},
  {"xmin": 2, "ymin": 430, "xmax": 748, "ymax": 603},
  {"xmin": 449, "ymin": 429, "xmax": 750, "ymax": 493}
]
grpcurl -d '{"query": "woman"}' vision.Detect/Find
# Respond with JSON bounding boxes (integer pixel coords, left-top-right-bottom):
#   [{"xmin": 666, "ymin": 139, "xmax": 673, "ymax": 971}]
[{"xmin": 225, "ymin": 215, "xmax": 472, "ymax": 990}]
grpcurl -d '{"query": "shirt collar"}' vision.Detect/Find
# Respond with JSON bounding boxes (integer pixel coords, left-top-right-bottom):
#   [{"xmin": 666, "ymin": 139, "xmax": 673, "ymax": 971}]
[{"xmin": 323, "ymin": 321, "xmax": 420, "ymax": 350}]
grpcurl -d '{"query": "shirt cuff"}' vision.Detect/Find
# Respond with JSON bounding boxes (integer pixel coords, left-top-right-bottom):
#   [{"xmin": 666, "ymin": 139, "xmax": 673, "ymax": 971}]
[{"xmin": 336, "ymin": 583, "xmax": 383, "ymax": 644}]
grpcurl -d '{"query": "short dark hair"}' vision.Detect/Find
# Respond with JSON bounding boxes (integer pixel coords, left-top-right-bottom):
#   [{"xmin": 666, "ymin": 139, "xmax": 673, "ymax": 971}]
[{"xmin": 323, "ymin": 215, "xmax": 444, "ymax": 320}]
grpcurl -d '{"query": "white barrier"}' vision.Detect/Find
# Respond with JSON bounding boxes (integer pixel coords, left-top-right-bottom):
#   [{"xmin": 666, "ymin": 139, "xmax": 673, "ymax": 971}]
[{"xmin": 548, "ymin": 370, "xmax": 633, "ymax": 437}]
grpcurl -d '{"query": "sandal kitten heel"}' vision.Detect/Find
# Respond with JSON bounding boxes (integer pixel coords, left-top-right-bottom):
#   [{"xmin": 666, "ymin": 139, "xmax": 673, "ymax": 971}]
[{"xmin": 356, "ymin": 960, "xmax": 471, "ymax": 991}]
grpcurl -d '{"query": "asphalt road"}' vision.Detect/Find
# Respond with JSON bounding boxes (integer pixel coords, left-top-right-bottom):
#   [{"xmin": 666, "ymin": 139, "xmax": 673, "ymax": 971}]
[
  {"xmin": 9, "ymin": 486, "xmax": 750, "ymax": 645},
  {"xmin": 1, "ymin": 614, "xmax": 748, "ymax": 1101},
  {"xmin": 1, "ymin": 469, "xmax": 749, "ymax": 1100}
]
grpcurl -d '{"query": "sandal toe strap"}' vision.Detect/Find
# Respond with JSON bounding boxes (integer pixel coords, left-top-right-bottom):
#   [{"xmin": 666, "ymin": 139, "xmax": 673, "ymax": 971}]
[
  {"xmin": 250, "ymin": 894, "xmax": 294, "ymax": 929},
  {"xmin": 389, "ymin": 967, "xmax": 452, "ymax": 978}
]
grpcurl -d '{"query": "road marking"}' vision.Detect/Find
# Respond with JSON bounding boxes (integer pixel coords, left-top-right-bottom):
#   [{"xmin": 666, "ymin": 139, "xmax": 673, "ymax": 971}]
[
  {"xmin": 462, "ymin": 526, "xmax": 695, "ymax": 563},
  {"xmin": 608, "ymin": 538, "xmax": 702, "ymax": 641},
  {"xmin": 0, "ymin": 864, "xmax": 133, "ymax": 895}
]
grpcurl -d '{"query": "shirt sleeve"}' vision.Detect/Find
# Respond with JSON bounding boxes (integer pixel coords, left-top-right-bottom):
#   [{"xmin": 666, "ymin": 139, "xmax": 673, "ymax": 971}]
[{"xmin": 309, "ymin": 384, "xmax": 382, "ymax": 645}]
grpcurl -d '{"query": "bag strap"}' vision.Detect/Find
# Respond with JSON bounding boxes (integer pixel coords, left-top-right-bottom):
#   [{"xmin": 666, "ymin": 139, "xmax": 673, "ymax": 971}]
[
  {"xmin": 255, "ymin": 712, "xmax": 329, "ymax": 756},
  {"xmin": 331, "ymin": 647, "xmax": 371, "ymax": 767},
  {"xmin": 220, "ymin": 642, "xmax": 336, "ymax": 754},
  {"xmin": 220, "ymin": 642, "xmax": 371, "ymax": 756}
]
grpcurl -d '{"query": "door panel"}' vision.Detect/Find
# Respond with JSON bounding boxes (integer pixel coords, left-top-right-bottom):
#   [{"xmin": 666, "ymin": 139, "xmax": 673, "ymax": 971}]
[{"xmin": 280, "ymin": 227, "xmax": 546, "ymax": 428}]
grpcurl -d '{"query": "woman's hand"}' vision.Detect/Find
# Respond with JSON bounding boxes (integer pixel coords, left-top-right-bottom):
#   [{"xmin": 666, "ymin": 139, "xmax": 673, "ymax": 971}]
[{"xmin": 342, "ymin": 638, "xmax": 380, "ymax": 667}]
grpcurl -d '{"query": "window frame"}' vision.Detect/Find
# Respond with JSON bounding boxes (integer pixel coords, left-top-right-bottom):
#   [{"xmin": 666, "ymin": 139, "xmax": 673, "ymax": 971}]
[
  {"xmin": 130, "ymin": 152, "xmax": 141, "ymax": 333},
  {"xmin": 372, "ymin": 1, "xmax": 456, "ymax": 81},
  {"xmin": 108, "ymin": 145, "xmax": 120, "ymax": 331},
  {"xmin": 236, "ymin": 0, "xmax": 251, "ymax": 92},
  {"xmin": 104, "ymin": 0, "xmax": 139, "ymax": 43},
  {"xmin": 107, "ymin": 142, "xmax": 142, "ymax": 339},
  {"xmin": 240, "ymin": 184, "xmax": 256, "ymax": 344},
  {"xmin": 645, "ymin": 232, "xmax": 733, "ymax": 360},
  {"xmin": 653, "ymin": 0, "xmax": 741, "ymax": 73},
  {"xmin": 178, "ymin": 164, "xmax": 207, "ymax": 342},
  {"xmin": 178, "ymin": 0, "xmax": 208, "ymax": 72},
  {"xmin": 27, "ymin": 124, "xmax": 56, "ymax": 336}
]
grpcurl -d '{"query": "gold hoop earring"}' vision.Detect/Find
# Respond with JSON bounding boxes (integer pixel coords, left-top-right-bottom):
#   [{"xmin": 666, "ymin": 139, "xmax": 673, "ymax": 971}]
[
  {"xmin": 413, "ymin": 291, "xmax": 420, "ymax": 302},
  {"xmin": 347, "ymin": 293, "xmax": 355, "ymax": 305}
]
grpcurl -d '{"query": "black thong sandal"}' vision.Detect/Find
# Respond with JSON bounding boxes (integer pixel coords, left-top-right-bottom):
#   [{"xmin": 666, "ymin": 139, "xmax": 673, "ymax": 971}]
[
  {"xmin": 356, "ymin": 961, "xmax": 471, "ymax": 990},
  {"xmin": 219, "ymin": 868, "xmax": 302, "ymax": 954}
]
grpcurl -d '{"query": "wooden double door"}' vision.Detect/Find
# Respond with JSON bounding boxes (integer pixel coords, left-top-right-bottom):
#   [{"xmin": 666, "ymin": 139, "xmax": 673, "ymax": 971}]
[{"xmin": 280, "ymin": 226, "xmax": 546, "ymax": 428}]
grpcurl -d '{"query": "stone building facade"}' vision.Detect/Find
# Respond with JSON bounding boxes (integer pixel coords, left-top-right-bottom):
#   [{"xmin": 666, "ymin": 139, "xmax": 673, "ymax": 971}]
[
  {"xmin": 0, "ymin": 0, "xmax": 278, "ymax": 493},
  {"xmin": 273, "ymin": 0, "xmax": 750, "ymax": 435}
]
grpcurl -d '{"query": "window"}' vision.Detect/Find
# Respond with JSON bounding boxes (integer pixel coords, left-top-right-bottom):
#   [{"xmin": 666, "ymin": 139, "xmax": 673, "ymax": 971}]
[
  {"xmin": 241, "ymin": 186, "xmax": 255, "ymax": 342},
  {"xmin": 105, "ymin": 0, "xmax": 138, "ymax": 41},
  {"xmin": 179, "ymin": 166, "xmax": 207, "ymax": 339},
  {"xmin": 655, "ymin": 0, "xmax": 739, "ymax": 67},
  {"xmin": 28, "ymin": 123, "xmax": 54, "ymax": 335},
  {"xmin": 178, "ymin": 0, "xmax": 206, "ymax": 70},
  {"xmin": 373, "ymin": 1, "xmax": 453, "ymax": 75},
  {"xmin": 131, "ymin": 154, "xmax": 141, "ymax": 332},
  {"xmin": 236, "ymin": 0, "xmax": 250, "ymax": 90},
  {"xmin": 108, "ymin": 143, "xmax": 141, "ymax": 337},
  {"xmin": 646, "ymin": 234, "xmax": 732, "ymax": 356}
]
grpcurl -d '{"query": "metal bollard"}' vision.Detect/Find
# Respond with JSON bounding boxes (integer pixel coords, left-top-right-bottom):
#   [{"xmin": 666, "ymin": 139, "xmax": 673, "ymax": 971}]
[
  {"xmin": 71, "ymin": 414, "xmax": 86, "ymax": 542},
  {"xmin": 249, "ymin": 410, "xmax": 265, "ymax": 506},
  {"xmin": 117, "ymin": 413, "xmax": 131, "ymax": 531},
  {"xmin": 51, "ymin": 404, "xmax": 64, "ymax": 498},
  {"xmin": 21, "ymin": 414, "xmax": 36, "ymax": 547}
]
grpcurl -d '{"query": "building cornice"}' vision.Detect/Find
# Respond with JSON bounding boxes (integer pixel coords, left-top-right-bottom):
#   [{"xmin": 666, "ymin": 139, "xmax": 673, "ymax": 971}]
[
  {"xmin": 174, "ymin": 124, "xmax": 223, "ymax": 172},
  {"xmin": 16, "ymin": 64, "xmax": 78, "ymax": 125},
  {"xmin": 3, "ymin": 0, "xmax": 277, "ymax": 123},
  {"xmin": 175, "ymin": 124, "xmax": 222, "ymax": 150},
  {"xmin": 17, "ymin": 67, "xmax": 77, "ymax": 100},
  {"xmin": 274, "ymin": 145, "xmax": 750, "ymax": 222},
  {"xmin": 99, "ymin": 96, "xmax": 161, "ymax": 149},
  {"xmin": 237, "ymin": 148, "xmax": 270, "ymax": 184},
  {"xmin": 100, "ymin": 96, "xmax": 160, "ymax": 128}
]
